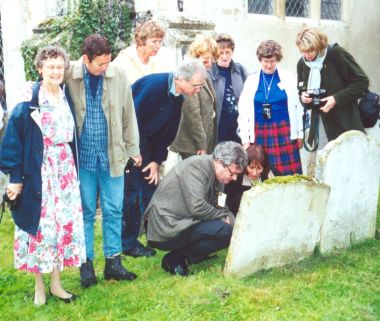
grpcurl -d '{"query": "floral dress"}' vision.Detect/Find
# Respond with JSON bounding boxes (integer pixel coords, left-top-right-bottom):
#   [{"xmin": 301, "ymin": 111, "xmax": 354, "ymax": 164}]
[{"xmin": 14, "ymin": 88, "xmax": 85, "ymax": 273}]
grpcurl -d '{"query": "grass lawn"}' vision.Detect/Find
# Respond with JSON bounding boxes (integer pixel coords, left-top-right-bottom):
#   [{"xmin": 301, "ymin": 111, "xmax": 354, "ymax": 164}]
[{"xmin": 0, "ymin": 201, "xmax": 379, "ymax": 321}]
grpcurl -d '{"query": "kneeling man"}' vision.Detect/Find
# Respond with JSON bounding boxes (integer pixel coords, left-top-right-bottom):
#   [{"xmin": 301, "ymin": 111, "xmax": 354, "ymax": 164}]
[{"xmin": 146, "ymin": 141, "xmax": 248, "ymax": 276}]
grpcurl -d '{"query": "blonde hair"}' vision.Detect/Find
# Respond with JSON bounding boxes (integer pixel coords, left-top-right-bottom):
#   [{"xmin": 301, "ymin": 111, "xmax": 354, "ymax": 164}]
[
  {"xmin": 187, "ymin": 34, "xmax": 220, "ymax": 60},
  {"xmin": 296, "ymin": 27, "xmax": 328, "ymax": 56},
  {"xmin": 135, "ymin": 20, "xmax": 165, "ymax": 46}
]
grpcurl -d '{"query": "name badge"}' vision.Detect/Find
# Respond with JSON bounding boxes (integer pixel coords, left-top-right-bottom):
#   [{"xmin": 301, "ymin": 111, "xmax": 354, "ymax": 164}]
[
  {"xmin": 217, "ymin": 192, "xmax": 226, "ymax": 208},
  {"xmin": 30, "ymin": 109, "xmax": 42, "ymax": 130}
]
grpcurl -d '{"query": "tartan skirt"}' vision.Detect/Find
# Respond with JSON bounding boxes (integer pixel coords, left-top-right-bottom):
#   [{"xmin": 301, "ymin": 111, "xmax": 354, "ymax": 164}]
[{"xmin": 255, "ymin": 119, "xmax": 302, "ymax": 176}]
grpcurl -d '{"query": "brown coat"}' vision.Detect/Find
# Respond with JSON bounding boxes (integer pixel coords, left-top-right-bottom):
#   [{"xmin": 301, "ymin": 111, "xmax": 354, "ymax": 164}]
[
  {"xmin": 170, "ymin": 78, "xmax": 217, "ymax": 155},
  {"xmin": 146, "ymin": 155, "xmax": 231, "ymax": 243},
  {"xmin": 65, "ymin": 59, "xmax": 140, "ymax": 177}
]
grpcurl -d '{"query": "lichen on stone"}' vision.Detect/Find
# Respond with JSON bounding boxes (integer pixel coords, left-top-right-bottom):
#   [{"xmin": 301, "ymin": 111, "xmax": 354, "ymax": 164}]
[{"xmin": 263, "ymin": 174, "xmax": 313, "ymax": 185}]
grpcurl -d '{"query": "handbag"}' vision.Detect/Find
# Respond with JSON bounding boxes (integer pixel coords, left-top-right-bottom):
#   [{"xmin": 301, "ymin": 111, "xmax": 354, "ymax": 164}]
[
  {"xmin": 358, "ymin": 91, "xmax": 380, "ymax": 128},
  {"xmin": 330, "ymin": 43, "xmax": 380, "ymax": 128}
]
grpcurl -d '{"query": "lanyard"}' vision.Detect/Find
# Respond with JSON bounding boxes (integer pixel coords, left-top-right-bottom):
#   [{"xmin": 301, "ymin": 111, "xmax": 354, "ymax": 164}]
[{"xmin": 262, "ymin": 71, "xmax": 275, "ymax": 102}]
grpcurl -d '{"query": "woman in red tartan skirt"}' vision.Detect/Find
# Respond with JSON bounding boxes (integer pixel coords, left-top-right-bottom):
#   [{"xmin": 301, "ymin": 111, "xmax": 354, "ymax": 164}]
[{"xmin": 238, "ymin": 40, "xmax": 303, "ymax": 176}]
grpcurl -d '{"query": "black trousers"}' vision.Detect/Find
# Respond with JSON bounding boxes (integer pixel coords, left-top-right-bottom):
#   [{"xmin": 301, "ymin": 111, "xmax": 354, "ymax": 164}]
[{"xmin": 149, "ymin": 220, "xmax": 233, "ymax": 264}]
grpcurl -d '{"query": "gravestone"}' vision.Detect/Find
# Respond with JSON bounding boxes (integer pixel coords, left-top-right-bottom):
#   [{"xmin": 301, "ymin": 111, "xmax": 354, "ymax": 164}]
[
  {"xmin": 315, "ymin": 130, "xmax": 380, "ymax": 253},
  {"xmin": 224, "ymin": 177, "xmax": 330, "ymax": 278}
]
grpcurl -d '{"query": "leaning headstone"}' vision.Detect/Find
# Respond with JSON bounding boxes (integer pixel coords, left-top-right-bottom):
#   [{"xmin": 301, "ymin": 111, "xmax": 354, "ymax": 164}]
[
  {"xmin": 224, "ymin": 176, "xmax": 330, "ymax": 278},
  {"xmin": 316, "ymin": 130, "xmax": 380, "ymax": 253}
]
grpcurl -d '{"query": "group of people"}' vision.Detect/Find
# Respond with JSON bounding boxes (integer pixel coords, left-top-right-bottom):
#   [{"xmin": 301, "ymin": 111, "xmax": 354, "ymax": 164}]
[{"xmin": 0, "ymin": 19, "xmax": 369, "ymax": 306}]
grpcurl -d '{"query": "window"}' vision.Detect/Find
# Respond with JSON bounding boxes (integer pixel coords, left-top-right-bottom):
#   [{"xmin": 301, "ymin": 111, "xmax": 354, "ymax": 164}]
[
  {"xmin": 247, "ymin": 0, "xmax": 342, "ymax": 21},
  {"xmin": 248, "ymin": 0, "xmax": 274, "ymax": 15},
  {"xmin": 321, "ymin": 0, "xmax": 341, "ymax": 20},
  {"xmin": 285, "ymin": 0, "xmax": 309, "ymax": 17}
]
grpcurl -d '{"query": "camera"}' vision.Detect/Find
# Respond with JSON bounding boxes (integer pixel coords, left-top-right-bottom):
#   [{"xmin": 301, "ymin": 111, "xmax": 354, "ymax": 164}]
[
  {"xmin": 125, "ymin": 157, "xmax": 136, "ymax": 171},
  {"xmin": 306, "ymin": 88, "xmax": 327, "ymax": 109},
  {"xmin": 262, "ymin": 103, "xmax": 272, "ymax": 120}
]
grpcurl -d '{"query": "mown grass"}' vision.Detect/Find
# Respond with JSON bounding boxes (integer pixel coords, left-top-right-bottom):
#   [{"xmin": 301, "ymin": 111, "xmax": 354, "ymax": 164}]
[{"xmin": 0, "ymin": 199, "xmax": 379, "ymax": 321}]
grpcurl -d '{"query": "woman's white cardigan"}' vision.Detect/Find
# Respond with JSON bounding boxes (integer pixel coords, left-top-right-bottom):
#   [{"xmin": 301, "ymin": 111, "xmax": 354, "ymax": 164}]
[{"xmin": 237, "ymin": 66, "xmax": 303, "ymax": 144}]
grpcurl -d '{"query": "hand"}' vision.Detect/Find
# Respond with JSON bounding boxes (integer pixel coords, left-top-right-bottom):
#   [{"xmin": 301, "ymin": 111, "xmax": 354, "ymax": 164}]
[
  {"xmin": 242, "ymin": 142, "xmax": 250, "ymax": 150},
  {"xmin": 222, "ymin": 215, "xmax": 231, "ymax": 225},
  {"xmin": 6, "ymin": 183, "xmax": 23, "ymax": 200},
  {"xmin": 196, "ymin": 149, "xmax": 207, "ymax": 155},
  {"xmin": 296, "ymin": 138, "xmax": 303, "ymax": 149},
  {"xmin": 142, "ymin": 161, "xmax": 159, "ymax": 185},
  {"xmin": 131, "ymin": 154, "xmax": 142, "ymax": 167},
  {"xmin": 300, "ymin": 91, "xmax": 312, "ymax": 104},
  {"xmin": 320, "ymin": 96, "xmax": 336, "ymax": 113}
]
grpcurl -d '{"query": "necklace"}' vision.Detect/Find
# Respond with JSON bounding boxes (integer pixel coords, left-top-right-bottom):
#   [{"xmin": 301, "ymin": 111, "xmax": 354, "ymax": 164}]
[{"xmin": 262, "ymin": 71, "xmax": 275, "ymax": 102}]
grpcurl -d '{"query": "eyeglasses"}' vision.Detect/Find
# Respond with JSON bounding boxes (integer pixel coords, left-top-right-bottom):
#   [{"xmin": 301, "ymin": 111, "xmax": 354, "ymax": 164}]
[
  {"xmin": 224, "ymin": 164, "xmax": 238, "ymax": 177},
  {"xmin": 261, "ymin": 58, "xmax": 278, "ymax": 66},
  {"xmin": 189, "ymin": 81, "xmax": 206, "ymax": 89},
  {"xmin": 45, "ymin": 64, "xmax": 65, "ymax": 71},
  {"xmin": 219, "ymin": 49, "xmax": 233, "ymax": 57}
]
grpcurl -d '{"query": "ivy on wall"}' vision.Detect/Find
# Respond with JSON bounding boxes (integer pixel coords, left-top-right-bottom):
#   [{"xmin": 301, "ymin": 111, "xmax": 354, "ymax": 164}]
[{"xmin": 21, "ymin": 0, "xmax": 133, "ymax": 80}]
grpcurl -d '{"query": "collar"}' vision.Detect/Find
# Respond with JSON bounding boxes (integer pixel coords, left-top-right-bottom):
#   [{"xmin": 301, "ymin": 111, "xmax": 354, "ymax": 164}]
[
  {"xmin": 209, "ymin": 60, "xmax": 239, "ymax": 80},
  {"xmin": 168, "ymin": 73, "xmax": 180, "ymax": 96},
  {"xmin": 71, "ymin": 57, "xmax": 116, "ymax": 80}
]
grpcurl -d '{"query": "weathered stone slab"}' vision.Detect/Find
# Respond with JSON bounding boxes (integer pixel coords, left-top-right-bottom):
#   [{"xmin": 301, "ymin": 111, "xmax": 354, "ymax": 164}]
[
  {"xmin": 366, "ymin": 120, "xmax": 380, "ymax": 146},
  {"xmin": 316, "ymin": 130, "xmax": 380, "ymax": 253},
  {"xmin": 224, "ymin": 177, "xmax": 330, "ymax": 278}
]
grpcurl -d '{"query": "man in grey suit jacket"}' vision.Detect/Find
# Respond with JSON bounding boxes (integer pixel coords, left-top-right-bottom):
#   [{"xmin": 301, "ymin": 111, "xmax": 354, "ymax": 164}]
[{"xmin": 146, "ymin": 141, "xmax": 248, "ymax": 276}]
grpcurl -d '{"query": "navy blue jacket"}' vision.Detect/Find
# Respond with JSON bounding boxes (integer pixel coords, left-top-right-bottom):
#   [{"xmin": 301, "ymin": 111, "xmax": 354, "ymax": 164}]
[
  {"xmin": 132, "ymin": 73, "xmax": 184, "ymax": 165},
  {"xmin": 0, "ymin": 82, "xmax": 78, "ymax": 236}
]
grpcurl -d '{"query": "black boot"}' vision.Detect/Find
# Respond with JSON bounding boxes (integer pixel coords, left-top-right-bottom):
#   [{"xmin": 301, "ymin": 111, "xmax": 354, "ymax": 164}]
[
  {"xmin": 161, "ymin": 251, "xmax": 189, "ymax": 277},
  {"xmin": 104, "ymin": 254, "xmax": 137, "ymax": 281},
  {"xmin": 80, "ymin": 259, "xmax": 97, "ymax": 288}
]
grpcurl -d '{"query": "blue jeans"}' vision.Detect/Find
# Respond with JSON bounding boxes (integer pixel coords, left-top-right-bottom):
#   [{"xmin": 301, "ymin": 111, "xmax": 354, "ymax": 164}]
[
  {"xmin": 80, "ymin": 168, "xmax": 124, "ymax": 259},
  {"xmin": 122, "ymin": 166, "xmax": 156, "ymax": 250}
]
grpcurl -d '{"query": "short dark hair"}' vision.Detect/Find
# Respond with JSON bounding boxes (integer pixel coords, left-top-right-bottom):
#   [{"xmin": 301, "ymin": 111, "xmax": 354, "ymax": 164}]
[
  {"xmin": 215, "ymin": 33, "xmax": 235, "ymax": 51},
  {"xmin": 246, "ymin": 144, "xmax": 270, "ymax": 178},
  {"xmin": 82, "ymin": 35, "xmax": 111, "ymax": 62}
]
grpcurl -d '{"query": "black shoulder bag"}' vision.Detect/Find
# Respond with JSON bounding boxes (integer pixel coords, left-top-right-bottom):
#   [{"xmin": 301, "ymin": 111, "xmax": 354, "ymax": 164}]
[{"xmin": 330, "ymin": 43, "xmax": 380, "ymax": 128}]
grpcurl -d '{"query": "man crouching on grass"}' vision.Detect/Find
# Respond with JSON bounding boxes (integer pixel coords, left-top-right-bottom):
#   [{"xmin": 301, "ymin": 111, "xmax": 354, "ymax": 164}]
[{"xmin": 145, "ymin": 141, "xmax": 248, "ymax": 276}]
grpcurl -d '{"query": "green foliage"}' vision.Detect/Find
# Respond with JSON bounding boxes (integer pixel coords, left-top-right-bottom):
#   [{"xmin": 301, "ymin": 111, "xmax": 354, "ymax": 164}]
[{"xmin": 21, "ymin": 0, "xmax": 133, "ymax": 81}]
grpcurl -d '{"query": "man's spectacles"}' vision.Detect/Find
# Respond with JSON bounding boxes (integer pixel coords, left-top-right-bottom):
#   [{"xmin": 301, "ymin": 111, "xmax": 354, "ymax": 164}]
[
  {"xmin": 224, "ymin": 164, "xmax": 238, "ymax": 177},
  {"xmin": 189, "ymin": 81, "xmax": 206, "ymax": 89}
]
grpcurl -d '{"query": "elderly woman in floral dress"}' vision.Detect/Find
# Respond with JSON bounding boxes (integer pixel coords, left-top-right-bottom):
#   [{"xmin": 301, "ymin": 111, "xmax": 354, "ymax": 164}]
[{"xmin": 0, "ymin": 45, "xmax": 85, "ymax": 305}]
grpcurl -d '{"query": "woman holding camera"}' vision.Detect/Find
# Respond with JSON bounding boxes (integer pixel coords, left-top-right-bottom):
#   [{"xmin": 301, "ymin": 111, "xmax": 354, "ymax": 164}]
[
  {"xmin": 296, "ymin": 27, "xmax": 368, "ymax": 149},
  {"xmin": 238, "ymin": 40, "xmax": 303, "ymax": 176}
]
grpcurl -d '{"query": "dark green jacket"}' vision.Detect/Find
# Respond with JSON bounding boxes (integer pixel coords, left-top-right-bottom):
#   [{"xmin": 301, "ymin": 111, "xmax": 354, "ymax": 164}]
[
  {"xmin": 297, "ymin": 44, "xmax": 368, "ymax": 141},
  {"xmin": 170, "ymin": 78, "xmax": 217, "ymax": 156}
]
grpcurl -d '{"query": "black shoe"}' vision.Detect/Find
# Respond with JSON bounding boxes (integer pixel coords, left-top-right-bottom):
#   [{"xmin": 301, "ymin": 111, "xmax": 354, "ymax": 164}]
[
  {"xmin": 104, "ymin": 254, "xmax": 137, "ymax": 281},
  {"xmin": 49, "ymin": 290, "xmax": 78, "ymax": 304},
  {"xmin": 161, "ymin": 252, "xmax": 189, "ymax": 277},
  {"xmin": 123, "ymin": 245, "xmax": 156, "ymax": 258},
  {"xmin": 80, "ymin": 259, "xmax": 97, "ymax": 288}
]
